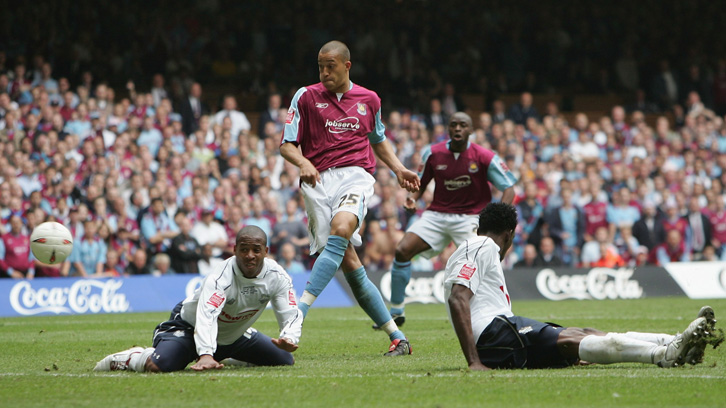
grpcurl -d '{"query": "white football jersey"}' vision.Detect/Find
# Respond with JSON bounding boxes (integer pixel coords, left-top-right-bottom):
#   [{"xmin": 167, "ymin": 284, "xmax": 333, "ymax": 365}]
[
  {"xmin": 180, "ymin": 257, "xmax": 303, "ymax": 356},
  {"xmin": 444, "ymin": 236, "xmax": 513, "ymax": 338}
]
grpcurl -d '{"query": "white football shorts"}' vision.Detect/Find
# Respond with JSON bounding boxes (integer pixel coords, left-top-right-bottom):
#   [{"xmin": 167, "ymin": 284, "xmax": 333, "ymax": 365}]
[
  {"xmin": 301, "ymin": 166, "xmax": 375, "ymax": 254},
  {"xmin": 407, "ymin": 210, "xmax": 479, "ymax": 259}
]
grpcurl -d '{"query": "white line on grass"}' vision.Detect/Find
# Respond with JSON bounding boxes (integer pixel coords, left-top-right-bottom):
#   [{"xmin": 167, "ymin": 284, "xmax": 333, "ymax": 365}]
[{"xmin": 2, "ymin": 371, "xmax": 724, "ymax": 380}]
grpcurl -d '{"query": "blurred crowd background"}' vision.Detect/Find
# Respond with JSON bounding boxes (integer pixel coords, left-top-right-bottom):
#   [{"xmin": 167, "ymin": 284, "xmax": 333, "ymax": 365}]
[{"xmin": 2, "ymin": 1, "xmax": 726, "ymax": 279}]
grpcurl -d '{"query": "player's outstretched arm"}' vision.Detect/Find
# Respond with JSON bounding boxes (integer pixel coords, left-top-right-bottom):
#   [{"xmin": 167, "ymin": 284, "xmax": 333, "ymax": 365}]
[
  {"xmin": 191, "ymin": 354, "xmax": 224, "ymax": 371},
  {"xmin": 371, "ymin": 140, "xmax": 420, "ymax": 193},
  {"xmin": 448, "ymin": 284, "xmax": 491, "ymax": 371},
  {"xmin": 280, "ymin": 142, "xmax": 320, "ymax": 187}
]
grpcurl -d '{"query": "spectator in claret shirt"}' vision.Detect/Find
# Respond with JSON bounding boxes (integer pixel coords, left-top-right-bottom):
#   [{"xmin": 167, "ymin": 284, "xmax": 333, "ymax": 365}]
[
  {"xmin": 651, "ymin": 229, "xmax": 690, "ymax": 266},
  {"xmin": 0, "ymin": 215, "xmax": 34, "ymax": 279}
]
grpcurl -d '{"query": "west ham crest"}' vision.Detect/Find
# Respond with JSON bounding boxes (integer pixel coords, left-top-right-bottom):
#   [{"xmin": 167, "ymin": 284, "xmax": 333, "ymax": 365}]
[{"xmin": 357, "ymin": 103, "xmax": 367, "ymax": 116}]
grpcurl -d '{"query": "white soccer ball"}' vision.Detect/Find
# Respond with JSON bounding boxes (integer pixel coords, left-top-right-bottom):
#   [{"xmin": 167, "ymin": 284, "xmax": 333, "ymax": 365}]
[{"xmin": 30, "ymin": 221, "xmax": 74, "ymax": 265}]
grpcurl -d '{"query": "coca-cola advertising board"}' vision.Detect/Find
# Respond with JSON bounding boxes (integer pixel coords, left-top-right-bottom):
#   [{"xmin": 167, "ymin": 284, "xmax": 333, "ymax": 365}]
[
  {"xmin": 361, "ymin": 264, "xmax": 704, "ymax": 305},
  {"xmin": 0, "ymin": 273, "xmax": 354, "ymax": 317}
]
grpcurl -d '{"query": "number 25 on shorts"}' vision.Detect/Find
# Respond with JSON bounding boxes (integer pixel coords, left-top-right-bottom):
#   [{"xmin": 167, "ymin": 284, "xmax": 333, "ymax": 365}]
[{"xmin": 338, "ymin": 193, "xmax": 360, "ymax": 209}]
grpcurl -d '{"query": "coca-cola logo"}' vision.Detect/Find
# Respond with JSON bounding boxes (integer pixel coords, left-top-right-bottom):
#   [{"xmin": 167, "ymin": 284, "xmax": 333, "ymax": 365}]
[
  {"xmin": 535, "ymin": 268, "xmax": 643, "ymax": 301},
  {"xmin": 379, "ymin": 271, "xmax": 446, "ymax": 304},
  {"xmin": 9, "ymin": 280, "xmax": 130, "ymax": 315}
]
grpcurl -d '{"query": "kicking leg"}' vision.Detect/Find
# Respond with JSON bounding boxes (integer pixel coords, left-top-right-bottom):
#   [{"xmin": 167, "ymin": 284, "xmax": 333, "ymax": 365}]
[
  {"xmin": 298, "ymin": 213, "xmax": 358, "ymax": 317},
  {"xmin": 342, "ymin": 245, "xmax": 411, "ymax": 356}
]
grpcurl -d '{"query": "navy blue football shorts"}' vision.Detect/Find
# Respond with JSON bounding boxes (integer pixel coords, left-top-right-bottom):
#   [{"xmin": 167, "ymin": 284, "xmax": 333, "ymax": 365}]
[
  {"xmin": 475, "ymin": 315, "xmax": 578, "ymax": 369},
  {"xmin": 149, "ymin": 301, "xmax": 294, "ymax": 372}
]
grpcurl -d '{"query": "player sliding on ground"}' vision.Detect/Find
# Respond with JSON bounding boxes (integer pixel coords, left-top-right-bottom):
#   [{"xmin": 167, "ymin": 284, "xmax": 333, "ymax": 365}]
[
  {"xmin": 94, "ymin": 226, "xmax": 302, "ymax": 372},
  {"xmin": 446, "ymin": 202, "xmax": 719, "ymax": 370},
  {"xmin": 280, "ymin": 40, "xmax": 419, "ymax": 356},
  {"xmin": 375, "ymin": 112, "xmax": 516, "ymax": 330}
]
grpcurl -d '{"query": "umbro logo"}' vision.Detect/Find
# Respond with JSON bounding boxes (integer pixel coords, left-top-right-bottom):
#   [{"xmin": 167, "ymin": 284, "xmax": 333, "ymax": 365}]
[
  {"xmin": 436, "ymin": 165, "xmax": 447, "ymax": 170},
  {"xmin": 315, "ymin": 103, "xmax": 328, "ymax": 108},
  {"xmin": 518, "ymin": 326, "xmax": 533, "ymax": 334}
]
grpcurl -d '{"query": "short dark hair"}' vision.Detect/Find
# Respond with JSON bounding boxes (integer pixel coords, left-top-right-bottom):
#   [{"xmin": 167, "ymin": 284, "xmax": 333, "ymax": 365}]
[
  {"xmin": 236, "ymin": 225, "xmax": 267, "ymax": 245},
  {"xmin": 319, "ymin": 40, "xmax": 350, "ymax": 62},
  {"xmin": 478, "ymin": 202, "xmax": 518, "ymax": 235}
]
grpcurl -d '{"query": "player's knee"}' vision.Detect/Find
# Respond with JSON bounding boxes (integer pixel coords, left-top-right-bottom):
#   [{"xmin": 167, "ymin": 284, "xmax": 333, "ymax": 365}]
[
  {"xmin": 149, "ymin": 357, "xmax": 188, "ymax": 373},
  {"xmin": 280, "ymin": 354, "xmax": 295, "ymax": 366},
  {"xmin": 330, "ymin": 225, "xmax": 354, "ymax": 239},
  {"xmin": 557, "ymin": 327, "xmax": 590, "ymax": 347},
  {"xmin": 394, "ymin": 244, "xmax": 411, "ymax": 261},
  {"xmin": 145, "ymin": 357, "xmax": 161, "ymax": 373}
]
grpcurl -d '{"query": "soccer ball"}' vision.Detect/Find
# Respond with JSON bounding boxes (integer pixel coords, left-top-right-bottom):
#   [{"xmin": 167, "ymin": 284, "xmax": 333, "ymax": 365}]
[{"xmin": 30, "ymin": 222, "xmax": 74, "ymax": 265}]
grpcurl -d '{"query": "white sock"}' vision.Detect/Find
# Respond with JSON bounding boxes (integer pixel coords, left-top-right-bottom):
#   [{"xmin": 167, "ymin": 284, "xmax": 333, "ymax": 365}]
[
  {"xmin": 617, "ymin": 331, "xmax": 674, "ymax": 346},
  {"xmin": 579, "ymin": 334, "xmax": 664, "ymax": 364},
  {"xmin": 379, "ymin": 320, "xmax": 400, "ymax": 336},
  {"xmin": 129, "ymin": 347, "xmax": 155, "ymax": 372},
  {"xmin": 300, "ymin": 291, "xmax": 317, "ymax": 307}
]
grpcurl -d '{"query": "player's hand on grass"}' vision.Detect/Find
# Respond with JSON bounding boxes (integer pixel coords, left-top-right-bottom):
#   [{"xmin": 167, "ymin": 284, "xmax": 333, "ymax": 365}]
[
  {"xmin": 272, "ymin": 337, "xmax": 299, "ymax": 352},
  {"xmin": 468, "ymin": 361, "xmax": 491, "ymax": 371},
  {"xmin": 191, "ymin": 354, "xmax": 224, "ymax": 371},
  {"xmin": 299, "ymin": 161, "xmax": 321, "ymax": 187},
  {"xmin": 397, "ymin": 168, "xmax": 420, "ymax": 193}
]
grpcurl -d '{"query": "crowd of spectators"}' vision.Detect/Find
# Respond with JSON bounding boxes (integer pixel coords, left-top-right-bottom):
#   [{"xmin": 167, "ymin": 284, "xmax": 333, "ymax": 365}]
[
  {"xmin": 1, "ymin": 61, "xmax": 726, "ymax": 278},
  {"xmin": 0, "ymin": 58, "xmax": 726, "ymax": 278},
  {"xmin": 2, "ymin": 2, "xmax": 726, "ymax": 279}
]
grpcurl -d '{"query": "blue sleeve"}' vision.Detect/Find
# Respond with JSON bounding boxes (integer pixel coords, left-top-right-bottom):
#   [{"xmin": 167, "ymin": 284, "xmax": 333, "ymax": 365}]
[
  {"xmin": 418, "ymin": 144, "xmax": 432, "ymax": 179},
  {"xmin": 281, "ymin": 87, "xmax": 307, "ymax": 145},
  {"xmin": 140, "ymin": 217, "xmax": 157, "ymax": 241},
  {"xmin": 169, "ymin": 217, "xmax": 179, "ymax": 233},
  {"xmin": 486, "ymin": 154, "xmax": 518, "ymax": 191},
  {"xmin": 368, "ymin": 109, "xmax": 386, "ymax": 144},
  {"xmin": 606, "ymin": 205, "xmax": 615, "ymax": 224},
  {"xmin": 0, "ymin": 239, "xmax": 5, "ymax": 260},
  {"xmin": 68, "ymin": 240, "xmax": 80, "ymax": 263},
  {"xmin": 99, "ymin": 241, "xmax": 107, "ymax": 265}
]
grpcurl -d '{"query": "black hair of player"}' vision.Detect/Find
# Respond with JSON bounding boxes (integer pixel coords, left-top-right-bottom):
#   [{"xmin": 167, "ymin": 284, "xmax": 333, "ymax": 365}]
[
  {"xmin": 236, "ymin": 225, "xmax": 267, "ymax": 245},
  {"xmin": 477, "ymin": 202, "xmax": 518, "ymax": 235}
]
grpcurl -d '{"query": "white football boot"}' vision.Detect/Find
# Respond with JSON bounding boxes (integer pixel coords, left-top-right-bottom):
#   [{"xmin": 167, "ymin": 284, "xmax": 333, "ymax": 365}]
[
  {"xmin": 94, "ymin": 347, "xmax": 145, "ymax": 371},
  {"xmin": 657, "ymin": 317, "xmax": 707, "ymax": 368},
  {"xmin": 683, "ymin": 306, "xmax": 717, "ymax": 365}
]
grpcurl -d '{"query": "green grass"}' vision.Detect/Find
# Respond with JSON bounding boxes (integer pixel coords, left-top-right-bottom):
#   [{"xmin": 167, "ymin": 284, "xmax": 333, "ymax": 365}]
[{"xmin": 2, "ymin": 298, "xmax": 726, "ymax": 407}]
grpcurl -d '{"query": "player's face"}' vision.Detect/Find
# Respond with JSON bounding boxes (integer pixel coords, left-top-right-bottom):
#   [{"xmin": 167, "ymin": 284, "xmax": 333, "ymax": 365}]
[
  {"xmin": 234, "ymin": 235, "xmax": 267, "ymax": 278},
  {"xmin": 318, "ymin": 52, "xmax": 350, "ymax": 93},
  {"xmin": 448, "ymin": 114, "xmax": 472, "ymax": 146}
]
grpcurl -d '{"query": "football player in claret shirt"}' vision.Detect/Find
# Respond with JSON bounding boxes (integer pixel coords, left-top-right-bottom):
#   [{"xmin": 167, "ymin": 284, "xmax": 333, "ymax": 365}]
[
  {"xmin": 280, "ymin": 40, "xmax": 419, "ymax": 356},
  {"xmin": 379, "ymin": 112, "xmax": 517, "ymax": 329},
  {"xmin": 94, "ymin": 226, "xmax": 302, "ymax": 372},
  {"xmin": 445, "ymin": 203, "xmax": 717, "ymax": 371}
]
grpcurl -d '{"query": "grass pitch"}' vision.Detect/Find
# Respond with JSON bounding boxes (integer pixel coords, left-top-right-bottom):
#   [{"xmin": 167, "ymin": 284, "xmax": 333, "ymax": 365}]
[{"xmin": 2, "ymin": 298, "xmax": 725, "ymax": 407}]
